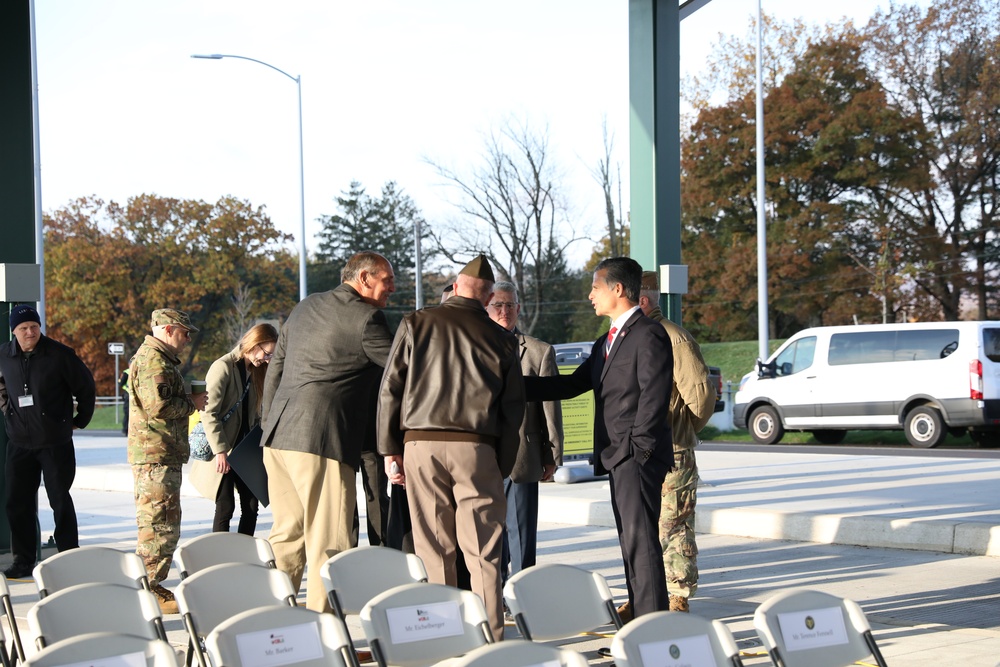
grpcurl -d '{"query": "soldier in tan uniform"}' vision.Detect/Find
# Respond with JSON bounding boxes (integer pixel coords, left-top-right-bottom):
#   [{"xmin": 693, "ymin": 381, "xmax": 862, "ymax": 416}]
[
  {"xmin": 127, "ymin": 308, "xmax": 206, "ymax": 614},
  {"xmin": 629, "ymin": 271, "xmax": 717, "ymax": 616}
]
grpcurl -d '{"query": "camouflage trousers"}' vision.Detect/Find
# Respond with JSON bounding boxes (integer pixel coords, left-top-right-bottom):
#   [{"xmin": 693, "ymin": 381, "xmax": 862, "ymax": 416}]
[
  {"xmin": 659, "ymin": 446, "xmax": 698, "ymax": 597},
  {"xmin": 132, "ymin": 463, "xmax": 182, "ymax": 586}
]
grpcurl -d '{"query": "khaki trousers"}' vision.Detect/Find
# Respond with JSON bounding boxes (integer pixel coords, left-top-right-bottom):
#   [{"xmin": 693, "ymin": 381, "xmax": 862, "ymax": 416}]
[
  {"xmin": 264, "ymin": 447, "xmax": 356, "ymax": 612},
  {"xmin": 404, "ymin": 439, "xmax": 506, "ymax": 641}
]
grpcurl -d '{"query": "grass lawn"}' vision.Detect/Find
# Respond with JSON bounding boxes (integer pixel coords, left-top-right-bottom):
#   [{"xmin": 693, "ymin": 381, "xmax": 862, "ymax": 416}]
[
  {"xmin": 88, "ymin": 405, "xmax": 127, "ymax": 431},
  {"xmin": 700, "ymin": 338, "xmax": 785, "ymax": 386}
]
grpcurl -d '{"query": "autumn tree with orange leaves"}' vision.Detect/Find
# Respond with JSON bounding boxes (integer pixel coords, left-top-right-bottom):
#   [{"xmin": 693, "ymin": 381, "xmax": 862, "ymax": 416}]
[
  {"xmin": 679, "ymin": 0, "xmax": 1000, "ymax": 341},
  {"xmin": 44, "ymin": 194, "xmax": 297, "ymax": 393}
]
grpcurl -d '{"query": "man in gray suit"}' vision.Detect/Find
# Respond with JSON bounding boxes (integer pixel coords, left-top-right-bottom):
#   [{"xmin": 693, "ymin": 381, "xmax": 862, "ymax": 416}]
[
  {"xmin": 487, "ymin": 281, "xmax": 563, "ymax": 584},
  {"xmin": 261, "ymin": 251, "xmax": 395, "ymax": 612}
]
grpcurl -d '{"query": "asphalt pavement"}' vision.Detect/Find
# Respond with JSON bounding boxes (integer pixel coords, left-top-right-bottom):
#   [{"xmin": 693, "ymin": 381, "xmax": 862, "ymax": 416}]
[{"xmin": 2, "ymin": 432, "xmax": 997, "ymax": 666}]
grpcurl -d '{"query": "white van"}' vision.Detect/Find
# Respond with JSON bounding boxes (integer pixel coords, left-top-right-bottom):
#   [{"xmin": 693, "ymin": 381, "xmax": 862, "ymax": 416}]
[{"xmin": 732, "ymin": 321, "xmax": 1000, "ymax": 448}]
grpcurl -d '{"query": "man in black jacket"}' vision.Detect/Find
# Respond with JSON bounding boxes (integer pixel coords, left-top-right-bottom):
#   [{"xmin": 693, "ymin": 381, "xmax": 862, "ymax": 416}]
[{"xmin": 0, "ymin": 304, "xmax": 96, "ymax": 579}]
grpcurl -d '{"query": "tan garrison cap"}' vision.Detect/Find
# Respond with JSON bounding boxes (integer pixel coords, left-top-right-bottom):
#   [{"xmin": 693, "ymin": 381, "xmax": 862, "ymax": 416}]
[
  {"xmin": 150, "ymin": 308, "xmax": 199, "ymax": 333},
  {"xmin": 641, "ymin": 270, "xmax": 659, "ymax": 291},
  {"xmin": 459, "ymin": 254, "xmax": 495, "ymax": 282}
]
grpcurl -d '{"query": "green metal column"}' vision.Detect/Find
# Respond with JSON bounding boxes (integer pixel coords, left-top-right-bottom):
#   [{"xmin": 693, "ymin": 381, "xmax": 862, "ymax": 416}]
[
  {"xmin": 0, "ymin": 0, "xmax": 40, "ymax": 553},
  {"xmin": 629, "ymin": 0, "xmax": 682, "ymax": 323}
]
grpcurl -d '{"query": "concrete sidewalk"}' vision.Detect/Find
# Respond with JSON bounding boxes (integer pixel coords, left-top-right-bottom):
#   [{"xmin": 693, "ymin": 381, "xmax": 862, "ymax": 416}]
[
  {"xmin": 72, "ymin": 433, "xmax": 1000, "ymax": 556},
  {"xmin": 7, "ymin": 432, "xmax": 994, "ymax": 667}
]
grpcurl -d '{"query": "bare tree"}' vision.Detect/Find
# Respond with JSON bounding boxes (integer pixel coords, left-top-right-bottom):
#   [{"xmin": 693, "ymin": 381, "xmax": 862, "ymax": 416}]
[
  {"xmin": 427, "ymin": 118, "xmax": 577, "ymax": 334},
  {"xmin": 221, "ymin": 283, "xmax": 255, "ymax": 348},
  {"xmin": 591, "ymin": 118, "xmax": 627, "ymax": 257}
]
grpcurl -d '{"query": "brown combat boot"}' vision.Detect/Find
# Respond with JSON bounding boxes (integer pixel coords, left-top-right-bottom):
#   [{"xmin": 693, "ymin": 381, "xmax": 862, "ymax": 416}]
[
  {"xmin": 669, "ymin": 594, "xmax": 690, "ymax": 612},
  {"xmin": 151, "ymin": 584, "xmax": 179, "ymax": 615},
  {"xmin": 616, "ymin": 600, "xmax": 633, "ymax": 623}
]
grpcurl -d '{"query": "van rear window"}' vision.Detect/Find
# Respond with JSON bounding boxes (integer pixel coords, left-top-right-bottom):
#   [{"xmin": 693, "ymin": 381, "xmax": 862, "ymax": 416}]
[
  {"xmin": 985, "ymin": 329, "xmax": 1000, "ymax": 363},
  {"xmin": 828, "ymin": 329, "xmax": 960, "ymax": 365}
]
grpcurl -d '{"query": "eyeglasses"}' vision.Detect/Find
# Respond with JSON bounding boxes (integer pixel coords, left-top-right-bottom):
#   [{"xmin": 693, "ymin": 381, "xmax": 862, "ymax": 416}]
[
  {"xmin": 490, "ymin": 302, "xmax": 518, "ymax": 311},
  {"xmin": 254, "ymin": 344, "xmax": 274, "ymax": 360},
  {"xmin": 170, "ymin": 326, "xmax": 191, "ymax": 340}
]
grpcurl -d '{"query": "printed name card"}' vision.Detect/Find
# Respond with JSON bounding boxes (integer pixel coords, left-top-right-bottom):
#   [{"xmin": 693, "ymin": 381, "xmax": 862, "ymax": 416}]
[
  {"xmin": 636, "ymin": 633, "xmax": 716, "ymax": 667},
  {"xmin": 235, "ymin": 621, "xmax": 324, "ymax": 667},
  {"xmin": 57, "ymin": 651, "xmax": 147, "ymax": 667},
  {"xmin": 386, "ymin": 600, "xmax": 464, "ymax": 645},
  {"xmin": 776, "ymin": 606, "xmax": 850, "ymax": 652}
]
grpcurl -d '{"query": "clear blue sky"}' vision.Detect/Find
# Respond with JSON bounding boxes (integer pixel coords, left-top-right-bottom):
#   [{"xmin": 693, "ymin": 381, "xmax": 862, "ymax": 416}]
[{"xmin": 34, "ymin": 0, "xmax": 923, "ymax": 268}]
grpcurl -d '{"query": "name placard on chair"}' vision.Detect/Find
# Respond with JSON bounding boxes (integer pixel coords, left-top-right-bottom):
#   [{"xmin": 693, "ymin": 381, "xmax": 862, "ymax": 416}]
[
  {"xmin": 776, "ymin": 607, "xmax": 849, "ymax": 652},
  {"xmin": 637, "ymin": 633, "xmax": 715, "ymax": 667},
  {"xmin": 386, "ymin": 600, "xmax": 464, "ymax": 645},
  {"xmin": 57, "ymin": 651, "xmax": 146, "ymax": 667},
  {"xmin": 236, "ymin": 621, "xmax": 324, "ymax": 667}
]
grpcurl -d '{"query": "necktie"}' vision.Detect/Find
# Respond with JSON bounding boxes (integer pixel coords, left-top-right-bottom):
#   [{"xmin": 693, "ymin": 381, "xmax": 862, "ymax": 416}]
[{"xmin": 605, "ymin": 326, "xmax": 618, "ymax": 358}]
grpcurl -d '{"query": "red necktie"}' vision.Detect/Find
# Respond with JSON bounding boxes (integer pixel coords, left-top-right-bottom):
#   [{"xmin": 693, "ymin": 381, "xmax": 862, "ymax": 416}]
[{"xmin": 605, "ymin": 326, "xmax": 618, "ymax": 358}]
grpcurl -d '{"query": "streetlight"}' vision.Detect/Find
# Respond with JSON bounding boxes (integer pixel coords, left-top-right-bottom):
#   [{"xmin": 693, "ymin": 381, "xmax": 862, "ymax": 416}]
[{"xmin": 191, "ymin": 53, "xmax": 308, "ymax": 301}]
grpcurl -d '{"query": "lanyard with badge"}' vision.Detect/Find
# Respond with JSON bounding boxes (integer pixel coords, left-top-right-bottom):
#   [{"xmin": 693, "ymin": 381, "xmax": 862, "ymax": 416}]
[{"xmin": 18, "ymin": 353, "xmax": 34, "ymax": 408}]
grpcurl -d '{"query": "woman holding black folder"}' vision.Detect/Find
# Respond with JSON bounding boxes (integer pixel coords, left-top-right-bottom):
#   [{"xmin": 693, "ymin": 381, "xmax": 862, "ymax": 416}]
[{"xmin": 190, "ymin": 323, "xmax": 278, "ymax": 535}]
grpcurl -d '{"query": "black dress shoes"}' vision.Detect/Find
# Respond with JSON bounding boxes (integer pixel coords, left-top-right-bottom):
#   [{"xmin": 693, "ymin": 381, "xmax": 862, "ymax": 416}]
[{"xmin": 3, "ymin": 561, "xmax": 34, "ymax": 580}]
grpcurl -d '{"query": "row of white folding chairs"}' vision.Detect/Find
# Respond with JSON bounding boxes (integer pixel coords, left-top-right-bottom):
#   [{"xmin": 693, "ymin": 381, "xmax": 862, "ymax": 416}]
[
  {"xmin": 502, "ymin": 563, "xmax": 887, "ymax": 667},
  {"xmin": 18, "ymin": 537, "xmax": 887, "ymax": 667},
  {"xmin": 21, "ymin": 539, "xmax": 426, "ymax": 667},
  {"xmin": 22, "ymin": 605, "xmax": 356, "ymax": 667},
  {"xmin": 31, "ymin": 534, "xmax": 277, "ymax": 600},
  {"xmin": 20, "ymin": 536, "xmax": 285, "ymax": 667}
]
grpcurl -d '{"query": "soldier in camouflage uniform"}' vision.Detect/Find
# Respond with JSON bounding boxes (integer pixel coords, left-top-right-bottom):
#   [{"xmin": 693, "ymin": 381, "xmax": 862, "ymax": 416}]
[
  {"xmin": 634, "ymin": 272, "xmax": 717, "ymax": 615},
  {"xmin": 127, "ymin": 308, "xmax": 206, "ymax": 614}
]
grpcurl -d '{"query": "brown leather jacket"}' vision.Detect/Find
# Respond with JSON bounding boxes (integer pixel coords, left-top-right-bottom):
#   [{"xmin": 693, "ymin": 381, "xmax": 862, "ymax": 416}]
[{"xmin": 377, "ymin": 296, "xmax": 525, "ymax": 478}]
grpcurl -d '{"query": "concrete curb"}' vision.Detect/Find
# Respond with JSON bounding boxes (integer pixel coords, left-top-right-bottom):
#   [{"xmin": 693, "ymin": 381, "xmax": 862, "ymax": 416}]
[
  {"xmin": 537, "ymin": 496, "xmax": 1000, "ymax": 557},
  {"xmin": 74, "ymin": 453, "xmax": 1000, "ymax": 558}
]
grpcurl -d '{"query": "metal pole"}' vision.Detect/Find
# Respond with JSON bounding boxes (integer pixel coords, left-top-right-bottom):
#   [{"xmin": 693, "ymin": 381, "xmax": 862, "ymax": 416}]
[
  {"xmin": 29, "ymin": 0, "xmax": 45, "ymax": 332},
  {"xmin": 294, "ymin": 75, "xmax": 307, "ymax": 300},
  {"xmin": 114, "ymin": 353, "xmax": 120, "ymax": 424},
  {"xmin": 191, "ymin": 53, "xmax": 308, "ymax": 301},
  {"xmin": 755, "ymin": 0, "xmax": 769, "ymax": 361},
  {"xmin": 414, "ymin": 218, "xmax": 423, "ymax": 310}
]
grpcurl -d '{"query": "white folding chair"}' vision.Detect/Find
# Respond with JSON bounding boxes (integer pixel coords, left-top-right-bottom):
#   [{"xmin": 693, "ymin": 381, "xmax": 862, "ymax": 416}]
[
  {"xmin": 27, "ymin": 582, "xmax": 167, "ymax": 650},
  {"xmin": 320, "ymin": 546, "xmax": 428, "ymax": 620},
  {"xmin": 320, "ymin": 546, "xmax": 429, "ymax": 660},
  {"xmin": 33, "ymin": 546, "xmax": 150, "ymax": 598},
  {"xmin": 503, "ymin": 564, "xmax": 622, "ymax": 643},
  {"xmin": 24, "ymin": 632, "xmax": 178, "ymax": 667},
  {"xmin": 449, "ymin": 640, "xmax": 590, "ymax": 667},
  {"xmin": 174, "ymin": 532, "xmax": 276, "ymax": 579},
  {"xmin": 0, "ymin": 574, "xmax": 26, "ymax": 667},
  {"xmin": 611, "ymin": 611, "xmax": 744, "ymax": 667},
  {"xmin": 175, "ymin": 562, "xmax": 297, "ymax": 667},
  {"xmin": 205, "ymin": 605, "xmax": 356, "ymax": 667},
  {"xmin": 753, "ymin": 588, "xmax": 888, "ymax": 667},
  {"xmin": 360, "ymin": 582, "xmax": 493, "ymax": 667}
]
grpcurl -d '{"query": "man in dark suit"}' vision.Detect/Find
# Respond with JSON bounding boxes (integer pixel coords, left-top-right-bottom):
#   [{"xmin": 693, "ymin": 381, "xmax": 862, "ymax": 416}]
[
  {"xmin": 525, "ymin": 256, "xmax": 674, "ymax": 618},
  {"xmin": 261, "ymin": 251, "xmax": 395, "ymax": 612}
]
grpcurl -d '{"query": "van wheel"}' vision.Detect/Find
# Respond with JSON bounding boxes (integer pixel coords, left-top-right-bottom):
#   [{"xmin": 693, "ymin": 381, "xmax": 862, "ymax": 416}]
[
  {"xmin": 811, "ymin": 430, "xmax": 846, "ymax": 445},
  {"xmin": 749, "ymin": 406, "xmax": 784, "ymax": 444},
  {"xmin": 904, "ymin": 407, "xmax": 946, "ymax": 448}
]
